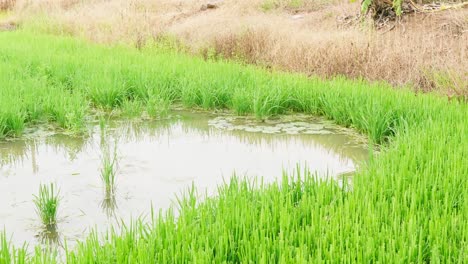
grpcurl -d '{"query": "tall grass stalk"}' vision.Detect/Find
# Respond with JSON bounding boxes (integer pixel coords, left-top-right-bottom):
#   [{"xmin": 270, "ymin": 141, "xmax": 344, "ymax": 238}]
[{"xmin": 33, "ymin": 184, "xmax": 60, "ymax": 228}]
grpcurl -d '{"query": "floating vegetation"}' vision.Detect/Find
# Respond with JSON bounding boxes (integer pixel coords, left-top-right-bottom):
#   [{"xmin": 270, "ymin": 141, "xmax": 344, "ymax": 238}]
[{"xmin": 208, "ymin": 115, "xmax": 336, "ymax": 135}]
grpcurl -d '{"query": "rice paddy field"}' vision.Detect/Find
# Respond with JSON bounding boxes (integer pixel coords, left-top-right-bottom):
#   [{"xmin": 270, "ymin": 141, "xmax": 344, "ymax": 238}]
[{"xmin": 0, "ymin": 30, "xmax": 467, "ymax": 263}]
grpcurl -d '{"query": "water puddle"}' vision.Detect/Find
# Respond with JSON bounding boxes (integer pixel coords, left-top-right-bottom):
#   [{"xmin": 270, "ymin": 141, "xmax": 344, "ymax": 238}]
[{"xmin": 0, "ymin": 111, "xmax": 368, "ymax": 249}]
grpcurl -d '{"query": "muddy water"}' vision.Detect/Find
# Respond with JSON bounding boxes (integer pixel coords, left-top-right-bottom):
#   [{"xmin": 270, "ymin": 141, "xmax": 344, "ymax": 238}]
[{"xmin": 0, "ymin": 111, "xmax": 368, "ymax": 249}]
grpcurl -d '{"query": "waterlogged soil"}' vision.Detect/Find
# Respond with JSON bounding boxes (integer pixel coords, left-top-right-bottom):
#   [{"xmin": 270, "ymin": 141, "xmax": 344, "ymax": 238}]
[{"xmin": 0, "ymin": 111, "xmax": 368, "ymax": 250}]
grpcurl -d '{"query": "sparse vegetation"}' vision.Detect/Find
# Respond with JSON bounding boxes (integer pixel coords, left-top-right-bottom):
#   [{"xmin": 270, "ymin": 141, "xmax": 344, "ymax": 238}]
[
  {"xmin": 0, "ymin": 0, "xmax": 466, "ymax": 262},
  {"xmin": 1, "ymin": 231, "xmax": 26, "ymax": 264}
]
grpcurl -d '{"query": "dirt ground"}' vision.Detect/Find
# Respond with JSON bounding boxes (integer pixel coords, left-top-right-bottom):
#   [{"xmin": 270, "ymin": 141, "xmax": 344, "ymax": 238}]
[{"xmin": 3, "ymin": 0, "xmax": 468, "ymax": 97}]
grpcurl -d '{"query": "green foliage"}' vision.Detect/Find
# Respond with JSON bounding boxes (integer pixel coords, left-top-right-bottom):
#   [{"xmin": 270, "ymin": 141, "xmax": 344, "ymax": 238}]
[
  {"xmin": 33, "ymin": 184, "xmax": 60, "ymax": 227},
  {"xmin": 146, "ymin": 93, "xmax": 171, "ymax": 118},
  {"xmin": 361, "ymin": 0, "xmax": 373, "ymax": 14},
  {"xmin": 1, "ymin": 231, "xmax": 28, "ymax": 264},
  {"xmin": 0, "ymin": 31, "xmax": 466, "ymax": 262},
  {"xmin": 393, "ymin": 0, "xmax": 403, "ymax": 15}
]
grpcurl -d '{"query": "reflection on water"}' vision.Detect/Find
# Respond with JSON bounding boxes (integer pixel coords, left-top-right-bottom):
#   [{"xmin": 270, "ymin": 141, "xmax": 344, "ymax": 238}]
[
  {"xmin": 0, "ymin": 111, "xmax": 368, "ymax": 249},
  {"xmin": 99, "ymin": 140, "xmax": 118, "ymax": 219},
  {"xmin": 36, "ymin": 224, "xmax": 61, "ymax": 248},
  {"xmin": 101, "ymin": 194, "xmax": 118, "ymax": 218}
]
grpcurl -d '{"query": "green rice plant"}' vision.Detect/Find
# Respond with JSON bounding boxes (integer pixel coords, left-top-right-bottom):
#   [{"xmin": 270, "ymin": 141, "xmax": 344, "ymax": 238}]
[
  {"xmin": 1, "ymin": 234, "xmax": 58, "ymax": 264},
  {"xmin": 33, "ymin": 184, "xmax": 60, "ymax": 228},
  {"xmin": 0, "ymin": 113, "xmax": 24, "ymax": 139},
  {"xmin": 0, "ymin": 231, "xmax": 13, "ymax": 264},
  {"xmin": 252, "ymin": 90, "xmax": 286, "ymax": 120},
  {"xmin": 146, "ymin": 93, "xmax": 170, "ymax": 118},
  {"xmin": 0, "ymin": 31, "xmax": 466, "ymax": 263},
  {"xmin": 121, "ymin": 99, "xmax": 144, "ymax": 117},
  {"xmin": 1, "ymin": 231, "xmax": 28, "ymax": 264},
  {"xmin": 100, "ymin": 146, "xmax": 118, "ymax": 197},
  {"xmin": 86, "ymin": 75, "xmax": 128, "ymax": 109}
]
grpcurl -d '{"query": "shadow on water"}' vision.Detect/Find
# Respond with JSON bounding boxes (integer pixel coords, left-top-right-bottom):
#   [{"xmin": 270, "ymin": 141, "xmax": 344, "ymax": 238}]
[{"xmin": 0, "ymin": 133, "xmax": 90, "ymax": 169}]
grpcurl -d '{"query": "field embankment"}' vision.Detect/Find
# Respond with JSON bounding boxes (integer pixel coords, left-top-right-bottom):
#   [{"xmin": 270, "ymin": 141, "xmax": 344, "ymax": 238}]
[
  {"xmin": 2, "ymin": 0, "xmax": 467, "ymax": 97},
  {"xmin": 0, "ymin": 31, "xmax": 467, "ymax": 262}
]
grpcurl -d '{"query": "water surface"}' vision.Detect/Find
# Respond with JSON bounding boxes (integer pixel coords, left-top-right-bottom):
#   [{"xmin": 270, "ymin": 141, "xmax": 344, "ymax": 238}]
[{"xmin": 0, "ymin": 111, "xmax": 368, "ymax": 249}]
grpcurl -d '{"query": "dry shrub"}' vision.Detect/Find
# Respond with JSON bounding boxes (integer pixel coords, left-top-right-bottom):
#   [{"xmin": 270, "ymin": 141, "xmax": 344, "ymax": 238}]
[
  {"xmin": 0, "ymin": 0, "xmax": 16, "ymax": 11},
  {"xmin": 203, "ymin": 11, "xmax": 467, "ymax": 92}
]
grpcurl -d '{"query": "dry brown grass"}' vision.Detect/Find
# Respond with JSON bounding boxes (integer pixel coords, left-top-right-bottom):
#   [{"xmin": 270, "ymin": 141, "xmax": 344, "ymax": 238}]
[
  {"xmin": 9, "ymin": 0, "xmax": 468, "ymax": 96},
  {"xmin": 0, "ymin": 0, "xmax": 16, "ymax": 11},
  {"xmin": 260, "ymin": 0, "xmax": 339, "ymax": 11},
  {"xmin": 203, "ymin": 10, "xmax": 467, "ymax": 95}
]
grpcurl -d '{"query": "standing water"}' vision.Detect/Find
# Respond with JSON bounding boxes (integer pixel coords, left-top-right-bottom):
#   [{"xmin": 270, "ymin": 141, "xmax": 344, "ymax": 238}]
[{"xmin": 0, "ymin": 111, "xmax": 368, "ymax": 249}]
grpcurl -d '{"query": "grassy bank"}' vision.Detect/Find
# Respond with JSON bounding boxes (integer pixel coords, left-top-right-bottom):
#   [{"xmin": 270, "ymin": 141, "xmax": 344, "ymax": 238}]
[
  {"xmin": 0, "ymin": 31, "xmax": 443, "ymax": 142},
  {"xmin": 7, "ymin": 1, "xmax": 467, "ymax": 94},
  {"xmin": 0, "ymin": 31, "xmax": 467, "ymax": 263}
]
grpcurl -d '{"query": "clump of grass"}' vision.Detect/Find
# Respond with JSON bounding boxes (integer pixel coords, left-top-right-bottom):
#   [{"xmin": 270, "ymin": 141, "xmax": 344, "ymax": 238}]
[
  {"xmin": 100, "ymin": 146, "xmax": 117, "ymax": 197},
  {"xmin": 146, "ymin": 94, "xmax": 170, "ymax": 118},
  {"xmin": 121, "ymin": 99, "xmax": 144, "ymax": 117},
  {"xmin": 33, "ymin": 184, "xmax": 60, "ymax": 228},
  {"xmin": 2, "ymin": 230, "xmax": 58, "ymax": 263},
  {"xmin": 0, "ymin": 231, "xmax": 13, "ymax": 263}
]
